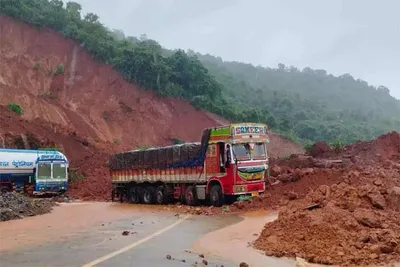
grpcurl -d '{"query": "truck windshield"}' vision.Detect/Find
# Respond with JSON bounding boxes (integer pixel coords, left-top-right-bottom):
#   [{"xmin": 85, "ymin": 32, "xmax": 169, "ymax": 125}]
[
  {"xmin": 37, "ymin": 163, "xmax": 51, "ymax": 179},
  {"xmin": 53, "ymin": 163, "xmax": 67, "ymax": 179},
  {"xmin": 232, "ymin": 142, "xmax": 267, "ymax": 160},
  {"xmin": 252, "ymin": 143, "xmax": 267, "ymax": 158},
  {"xmin": 232, "ymin": 144, "xmax": 251, "ymax": 160}
]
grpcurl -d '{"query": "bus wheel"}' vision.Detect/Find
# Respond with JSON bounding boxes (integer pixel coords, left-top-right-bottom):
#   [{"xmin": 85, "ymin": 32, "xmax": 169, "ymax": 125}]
[
  {"xmin": 143, "ymin": 186, "xmax": 156, "ymax": 204},
  {"xmin": 0, "ymin": 186, "xmax": 10, "ymax": 193},
  {"xmin": 185, "ymin": 185, "xmax": 198, "ymax": 206},
  {"xmin": 155, "ymin": 185, "xmax": 167, "ymax": 205},
  {"xmin": 128, "ymin": 186, "xmax": 141, "ymax": 204},
  {"xmin": 210, "ymin": 184, "xmax": 224, "ymax": 207}
]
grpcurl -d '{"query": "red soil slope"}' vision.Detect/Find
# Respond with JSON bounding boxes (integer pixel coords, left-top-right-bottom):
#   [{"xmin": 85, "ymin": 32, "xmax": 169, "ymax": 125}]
[{"xmin": 0, "ymin": 16, "xmax": 227, "ymax": 147}]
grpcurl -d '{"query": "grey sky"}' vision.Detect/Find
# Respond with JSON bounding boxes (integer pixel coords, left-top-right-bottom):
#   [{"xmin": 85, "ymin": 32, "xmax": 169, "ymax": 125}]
[{"xmin": 73, "ymin": 0, "xmax": 400, "ymax": 99}]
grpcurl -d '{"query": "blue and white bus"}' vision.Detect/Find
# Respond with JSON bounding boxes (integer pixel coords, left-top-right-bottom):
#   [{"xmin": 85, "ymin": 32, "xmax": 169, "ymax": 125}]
[{"xmin": 0, "ymin": 149, "xmax": 69, "ymax": 195}]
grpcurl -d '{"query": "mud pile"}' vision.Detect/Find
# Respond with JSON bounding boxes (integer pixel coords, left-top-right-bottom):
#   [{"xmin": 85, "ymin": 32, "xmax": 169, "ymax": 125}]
[
  {"xmin": 253, "ymin": 164, "xmax": 400, "ymax": 266},
  {"xmin": 0, "ymin": 192, "xmax": 56, "ymax": 221},
  {"xmin": 67, "ymin": 152, "xmax": 112, "ymax": 201},
  {"xmin": 307, "ymin": 131, "xmax": 400, "ymax": 164}
]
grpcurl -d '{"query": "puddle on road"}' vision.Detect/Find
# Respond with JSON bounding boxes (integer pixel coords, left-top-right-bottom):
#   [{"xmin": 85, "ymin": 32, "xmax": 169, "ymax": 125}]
[{"xmin": 0, "ymin": 202, "xmax": 168, "ymax": 252}]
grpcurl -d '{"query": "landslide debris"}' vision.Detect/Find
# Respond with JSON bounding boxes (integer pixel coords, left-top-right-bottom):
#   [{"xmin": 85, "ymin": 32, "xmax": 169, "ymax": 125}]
[
  {"xmin": 253, "ymin": 165, "xmax": 400, "ymax": 267},
  {"xmin": 0, "ymin": 192, "xmax": 55, "ymax": 221}
]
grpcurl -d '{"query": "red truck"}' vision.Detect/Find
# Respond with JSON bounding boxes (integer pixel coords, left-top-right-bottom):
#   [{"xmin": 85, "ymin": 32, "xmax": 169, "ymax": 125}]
[{"xmin": 109, "ymin": 123, "xmax": 270, "ymax": 206}]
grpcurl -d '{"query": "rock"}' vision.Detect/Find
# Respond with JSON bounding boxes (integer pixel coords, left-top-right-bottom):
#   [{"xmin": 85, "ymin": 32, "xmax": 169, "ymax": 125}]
[
  {"xmin": 387, "ymin": 187, "xmax": 400, "ymax": 212},
  {"xmin": 270, "ymin": 165, "xmax": 282, "ymax": 177},
  {"xmin": 370, "ymin": 244, "xmax": 382, "ymax": 254},
  {"xmin": 121, "ymin": 231, "xmax": 130, "ymax": 236},
  {"xmin": 266, "ymin": 235, "xmax": 278, "ymax": 245},
  {"xmin": 353, "ymin": 209, "xmax": 381, "ymax": 228},
  {"xmin": 239, "ymin": 262, "xmax": 249, "ymax": 267},
  {"xmin": 166, "ymin": 255, "xmax": 172, "ymax": 260},
  {"xmin": 199, "ymin": 254, "xmax": 205, "ymax": 258},
  {"xmin": 287, "ymin": 191, "xmax": 298, "ymax": 200},
  {"xmin": 380, "ymin": 244, "xmax": 394, "ymax": 254},
  {"xmin": 369, "ymin": 253, "xmax": 379, "ymax": 259},
  {"xmin": 373, "ymin": 179, "xmax": 383, "ymax": 186},
  {"xmin": 202, "ymin": 259, "xmax": 208, "ymax": 265},
  {"xmin": 355, "ymin": 243, "xmax": 363, "ymax": 249},
  {"xmin": 318, "ymin": 185, "xmax": 331, "ymax": 197},
  {"xmin": 367, "ymin": 192, "xmax": 386, "ymax": 209},
  {"xmin": 370, "ymin": 244, "xmax": 394, "ymax": 254}
]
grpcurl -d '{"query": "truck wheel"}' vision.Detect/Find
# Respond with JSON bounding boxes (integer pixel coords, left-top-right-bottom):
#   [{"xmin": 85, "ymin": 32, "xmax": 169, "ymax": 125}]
[
  {"xmin": 185, "ymin": 185, "xmax": 198, "ymax": 206},
  {"xmin": 155, "ymin": 185, "xmax": 167, "ymax": 205},
  {"xmin": 128, "ymin": 186, "xmax": 141, "ymax": 204},
  {"xmin": 209, "ymin": 184, "xmax": 224, "ymax": 207},
  {"xmin": 143, "ymin": 186, "xmax": 156, "ymax": 204}
]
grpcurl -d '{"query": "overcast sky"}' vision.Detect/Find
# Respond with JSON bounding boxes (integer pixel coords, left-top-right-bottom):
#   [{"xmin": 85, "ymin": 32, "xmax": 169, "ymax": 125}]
[{"xmin": 72, "ymin": 0, "xmax": 400, "ymax": 99}]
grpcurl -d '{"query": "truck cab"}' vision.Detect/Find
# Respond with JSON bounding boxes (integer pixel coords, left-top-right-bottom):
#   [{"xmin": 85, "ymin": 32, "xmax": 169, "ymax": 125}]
[
  {"xmin": 0, "ymin": 149, "xmax": 69, "ymax": 195},
  {"xmin": 205, "ymin": 123, "xmax": 269, "ymax": 206},
  {"xmin": 33, "ymin": 152, "xmax": 69, "ymax": 195}
]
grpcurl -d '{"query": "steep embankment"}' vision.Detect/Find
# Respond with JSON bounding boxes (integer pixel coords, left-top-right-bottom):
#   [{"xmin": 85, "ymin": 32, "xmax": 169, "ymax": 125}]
[{"xmin": 0, "ymin": 16, "xmax": 226, "ymax": 147}]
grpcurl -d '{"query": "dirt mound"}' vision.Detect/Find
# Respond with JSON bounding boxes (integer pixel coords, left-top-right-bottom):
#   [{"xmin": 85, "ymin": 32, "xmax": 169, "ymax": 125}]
[
  {"xmin": 310, "ymin": 131, "xmax": 400, "ymax": 165},
  {"xmin": 0, "ymin": 192, "xmax": 55, "ymax": 221},
  {"xmin": 267, "ymin": 132, "xmax": 305, "ymax": 158},
  {"xmin": 307, "ymin": 141, "xmax": 332, "ymax": 157},
  {"xmin": 253, "ymin": 164, "xmax": 400, "ymax": 266},
  {"xmin": 67, "ymin": 152, "xmax": 112, "ymax": 201}
]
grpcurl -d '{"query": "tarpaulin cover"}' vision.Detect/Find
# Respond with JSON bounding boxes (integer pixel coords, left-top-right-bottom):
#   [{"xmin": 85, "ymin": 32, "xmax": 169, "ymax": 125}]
[{"xmin": 108, "ymin": 129, "xmax": 211, "ymax": 171}]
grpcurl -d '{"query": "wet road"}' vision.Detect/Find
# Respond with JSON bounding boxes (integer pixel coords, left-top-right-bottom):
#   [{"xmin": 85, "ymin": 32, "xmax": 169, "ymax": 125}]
[
  {"xmin": 5, "ymin": 203, "xmax": 394, "ymax": 267},
  {"xmin": 0, "ymin": 202, "xmax": 241, "ymax": 267}
]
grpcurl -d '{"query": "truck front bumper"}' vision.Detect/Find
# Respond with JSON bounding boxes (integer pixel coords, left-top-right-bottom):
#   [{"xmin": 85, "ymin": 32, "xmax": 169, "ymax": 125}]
[{"xmin": 231, "ymin": 181, "xmax": 265, "ymax": 195}]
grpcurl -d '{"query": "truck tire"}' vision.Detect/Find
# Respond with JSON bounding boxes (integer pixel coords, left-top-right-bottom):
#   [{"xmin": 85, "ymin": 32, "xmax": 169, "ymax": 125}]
[
  {"xmin": 155, "ymin": 185, "xmax": 167, "ymax": 205},
  {"xmin": 185, "ymin": 185, "xmax": 198, "ymax": 206},
  {"xmin": 143, "ymin": 186, "xmax": 156, "ymax": 204},
  {"xmin": 128, "ymin": 186, "xmax": 141, "ymax": 204},
  {"xmin": 209, "ymin": 184, "xmax": 224, "ymax": 207}
]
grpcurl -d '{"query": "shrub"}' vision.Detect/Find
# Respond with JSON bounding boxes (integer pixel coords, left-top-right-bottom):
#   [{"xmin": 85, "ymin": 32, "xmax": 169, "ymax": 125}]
[
  {"xmin": 7, "ymin": 103, "xmax": 23, "ymax": 115},
  {"xmin": 33, "ymin": 62, "xmax": 40, "ymax": 70},
  {"xmin": 69, "ymin": 170, "xmax": 85, "ymax": 181},
  {"xmin": 55, "ymin": 64, "xmax": 64, "ymax": 75}
]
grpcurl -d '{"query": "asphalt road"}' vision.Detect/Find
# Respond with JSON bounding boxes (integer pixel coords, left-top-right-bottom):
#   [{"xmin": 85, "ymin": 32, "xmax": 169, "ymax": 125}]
[{"xmin": 0, "ymin": 203, "xmax": 241, "ymax": 267}]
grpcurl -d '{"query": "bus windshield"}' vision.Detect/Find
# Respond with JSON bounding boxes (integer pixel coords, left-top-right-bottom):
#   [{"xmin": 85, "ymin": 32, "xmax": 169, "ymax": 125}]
[
  {"xmin": 53, "ymin": 163, "xmax": 67, "ymax": 179},
  {"xmin": 37, "ymin": 163, "xmax": 51, "ymax": 179},
  {"xmin": 232, "ymin": 142, "xmax": 267, "ymax": 161}
]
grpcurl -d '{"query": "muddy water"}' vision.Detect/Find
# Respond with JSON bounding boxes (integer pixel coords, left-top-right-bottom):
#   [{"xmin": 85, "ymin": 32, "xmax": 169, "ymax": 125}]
[
  {"xmin": 0, "ymin": 202, "xmax": 172, "ymax": 252},
  {"xmin": 193, "ymin": 210, "xmax": 329, "ymax": 267}
]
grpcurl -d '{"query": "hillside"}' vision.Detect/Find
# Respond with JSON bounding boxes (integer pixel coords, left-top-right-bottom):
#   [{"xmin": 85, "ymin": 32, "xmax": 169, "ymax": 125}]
[
  {"xmin": 3, "ymin": 0, "xmax": 399, "ymax": 146},
  {"xmin": 195, "ymin": 54, "xmax": 400, "ymax": 144},
  {"xmin": 0, "ymin": 14, "xmax": 303, "ymax": 158},
  {"xmin": 0, "ymin": 15, "xmax": 227, "ymax": 147}
]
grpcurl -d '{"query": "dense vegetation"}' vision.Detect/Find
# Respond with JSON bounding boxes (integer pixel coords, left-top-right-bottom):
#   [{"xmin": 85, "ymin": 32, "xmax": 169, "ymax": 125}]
[{"xmin": 2, "ymin": 0, "xmax": 400, "ymax": 145}]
